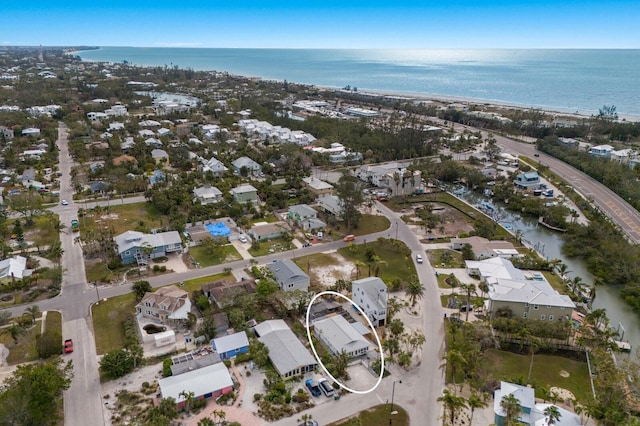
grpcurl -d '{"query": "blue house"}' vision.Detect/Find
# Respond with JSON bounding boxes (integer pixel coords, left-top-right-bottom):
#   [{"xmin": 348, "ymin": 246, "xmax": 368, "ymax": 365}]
[
  {"xmin": 114, "ymin": 230, "xmax": 182, "ymax": 265},
  {"xmin": 211, "ymin": 331, "xmax": 249, "ymax": 360},
  {"xmin": 149, "ymin": 169, "xmax": 167, "ymax": 186},
  {"xmin": 513, "ymin": 171, "xmax": 540, "ymax": 190}
]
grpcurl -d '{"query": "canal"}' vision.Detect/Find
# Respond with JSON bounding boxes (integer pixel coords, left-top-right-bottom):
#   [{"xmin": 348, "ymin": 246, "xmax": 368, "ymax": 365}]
[{"xmin": 454, "ymin": 189, "xmax": 639, "ymax": 354}]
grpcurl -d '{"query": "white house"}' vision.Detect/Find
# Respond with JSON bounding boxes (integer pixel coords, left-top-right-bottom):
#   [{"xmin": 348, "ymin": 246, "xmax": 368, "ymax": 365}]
[
  {"xmin": 352, "ymin": 277, "xmax": 388, "ymax": 327},
  {"xmin": 313, "ymin": 315, "xmax": 369, "ymax": 357},
  {"xmin": 193, "ymin": 185, "xmax": 223, "ymax": 205},
  {"xmin": 201, "ymin": 157, "xmax": 228, "ymax": 177},
  {"xmin": 588, "ymin": 144, "xmax": 614, "ymax": 158}
]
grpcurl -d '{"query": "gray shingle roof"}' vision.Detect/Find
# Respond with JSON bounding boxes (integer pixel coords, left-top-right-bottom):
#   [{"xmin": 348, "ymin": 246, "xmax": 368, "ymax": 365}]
[{"xmin": 267, "ymin": 259, "xmax": 308, "ymax": 286}]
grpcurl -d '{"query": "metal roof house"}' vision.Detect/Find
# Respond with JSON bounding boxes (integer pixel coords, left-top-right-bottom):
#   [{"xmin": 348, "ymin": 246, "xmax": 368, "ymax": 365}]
[
  {"xmin": 266, "ymin": 259, "xmax": 310, "ymax": 292},
  {"xmin": 313, "ymin": 315, "xmax": 369, "ymax": 358},
  {"xmin": 231, "ymin": 156, "xmax": 262, "ymax": 177},
  {"xmin": 193, "ymin": 184, "xmax": 223, "ymax": 205},
  {"xmin": 514, "ymin": 171, "xmax": 541, "ymax": 190},
  {"xmin": 352, "ymin": 277, "xmax": 388, "ymax": 327},
  {"xmin": 255, "ymin": 320, "xmax": 317, "ymax": 380},
  {"xmin": 230, "ymin": 184, "xmax": 259, "ymax": 204},
  {"xmin": 158, "ymin": 362, "xmax": 233, "ymax": 410},
  {"xmin": 211, "ymin": 331, "xmax": 249, "ymax": 360},
  {"xmin": 114, "ymin": 230, "xmax": 182, "ymax": 265}
]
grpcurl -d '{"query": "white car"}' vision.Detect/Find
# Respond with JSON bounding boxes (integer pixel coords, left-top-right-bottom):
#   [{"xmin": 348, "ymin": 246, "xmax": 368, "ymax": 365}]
[
  {"xmin": 239, "ymin": 235, "xmax": 248, "ymax": 243},
  {"xmin": 61, "ymin": 199, "xmax": 69, "ymax": 206},
  {"xmin": 416, "ymin": 254, "xmax": 423, "ymax": 264}
]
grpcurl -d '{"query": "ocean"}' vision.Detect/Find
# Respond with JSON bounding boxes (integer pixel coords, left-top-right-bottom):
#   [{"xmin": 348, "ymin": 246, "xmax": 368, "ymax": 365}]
[{"xmin": 76, "ymin": 48, "xmax": 640, "ymax": 117}]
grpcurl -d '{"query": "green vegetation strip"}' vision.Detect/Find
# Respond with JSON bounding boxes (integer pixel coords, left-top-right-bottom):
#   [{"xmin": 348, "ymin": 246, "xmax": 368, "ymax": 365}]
[
  {"xmin": 482, "ymin": 349, "xmax": 593, "ymax": 403},
  {"xmin": 188, "ymin": 245, "xmax": 242, "ymax": 268},
  {"xmin": 337, "ymin": 239, "xmax": 416, "ymax": 284},
  {"xmin": 328, "ymin": 404, "xmax": 409, "ymax": 426},
  {"xmin": 92, "ymin": 293, "xmax": 136, "ymax": 354}
]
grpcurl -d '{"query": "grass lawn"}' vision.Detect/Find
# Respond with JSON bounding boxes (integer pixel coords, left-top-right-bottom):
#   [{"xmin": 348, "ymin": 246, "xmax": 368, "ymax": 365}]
[
  {"xmin": 92, "ymin": 293, "xmax": 136, "ymax": 354},
  {"xmin": 180, "ymin": 273, "xmax": 232, "ymax": 293},
  {"xmin": 350, "ymin": 214, "xmax": 391, "ymax": 236},
  {"xmin": 85, "ymin": 260, "xmax": 119, "ymax": 283},
  {"xmin": 1, "ymin": 322, "xmax": 40, "ymax": 365},
  {"xmin": 188, "ymin": 245, "xmax": 242, "ymax": 268},
  {"xmin": 248, "ymin": 238, "xmax": 294, "ymax": 257},
  {"xmin": 79, "ymin": 202, "xmax": 168, "ymax": 236},
  {"xmin": 249, "ymin": 214, "xmax": 279, "ymax": 224},
  {"xmin": 337, "ymin": 240, "xmax": 416, "ymax": 284},
  {"xmin": 428, "ymin": 248, "xmax": 465, "ymax": 268},
  {"xmin": 13, "ymin": 214, "xmax": 61, "ymax": 249},
  {"xmin": 293, "ymin": 253, "xmax": 340, "ymax": 272},
  {"xmin": 482, "ymin": 349, "xmax": 593, "ymax": 404},
  {"xmin": 45, "ymin": 310, "xmax": 62, "ymax": 335},
  {"xmin": 328, "ymin": 404, "xmax": 409, "ymax": 426}
]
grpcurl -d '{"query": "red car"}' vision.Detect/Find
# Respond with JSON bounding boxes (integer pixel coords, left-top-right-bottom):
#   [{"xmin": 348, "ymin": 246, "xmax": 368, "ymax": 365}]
[{"xmin": 64, "ymin": 339, "xmax": 73, "ymax": 353}]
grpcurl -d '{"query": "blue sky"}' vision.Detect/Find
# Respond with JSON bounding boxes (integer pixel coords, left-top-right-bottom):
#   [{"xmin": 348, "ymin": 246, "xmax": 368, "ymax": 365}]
[{"xmin": 3, "ymin": 0, "xmax": 639, "ymax": 48}]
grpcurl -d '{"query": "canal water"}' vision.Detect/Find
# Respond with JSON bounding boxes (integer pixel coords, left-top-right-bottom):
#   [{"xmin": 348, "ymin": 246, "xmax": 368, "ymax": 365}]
[{"xmin": 453, "ymin": 188, "xmax": 639, "ymax": 354}]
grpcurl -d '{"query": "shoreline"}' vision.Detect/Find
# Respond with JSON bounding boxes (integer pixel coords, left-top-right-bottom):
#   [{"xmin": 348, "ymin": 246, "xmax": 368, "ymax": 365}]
[{"xmin": 71, "ymin": 48, "xmax": 640, "ymax": 123}]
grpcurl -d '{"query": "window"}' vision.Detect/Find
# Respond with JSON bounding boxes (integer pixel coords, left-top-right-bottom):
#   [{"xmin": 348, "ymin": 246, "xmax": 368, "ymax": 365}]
[
  {"xmin": 125, "ymin": 250, "xmax": 130, "ymax": 255},
  {"xmin": 523, "ymin": 312, "xmax": 528, "ymax": 318},
  {"xmin": 549, "ymin": 315, "xmax": 554, "ymax": 320},
  {"xmin": 533, "ymin": 305, "xmax": 539, "ymax": 310},
  {"xmin": 525, "ymin": 302, "xmax": 529, "ymax": 308},
  {"xmin": 540, "ymin": 314, "xmax": 546, "ymax": 320}
]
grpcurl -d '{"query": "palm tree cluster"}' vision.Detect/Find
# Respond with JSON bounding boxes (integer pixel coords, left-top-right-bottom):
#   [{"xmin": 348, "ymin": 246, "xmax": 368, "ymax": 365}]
[{"xmin": 437, "ymin": 388, "xmax": 489, "ymax": 426}]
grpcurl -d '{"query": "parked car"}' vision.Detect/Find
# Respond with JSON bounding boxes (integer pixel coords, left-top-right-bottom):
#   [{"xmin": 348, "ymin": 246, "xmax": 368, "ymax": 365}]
[
  {"xmin": 416, "ymin": 254, "xmax": 423, "ymax": 263},
  {"xmin": 319, "ymin": 378, "xmax": 334, "ymax": 397},
  {"xmin": 239, "ymin": 235, "xmax": 248, "ymax": 243},
  {"xmin": 297, "ymin": 420, "xmax": 318, "ymax": 426},
  {"xmin": 305, "ymin": 378, "xmax": 322, "ymax": 397},
  {"xmin": 459, "ymin": 304, "xmax": 474, "ymax": 312},
  {"xmin": 64, "ymin": 339, "xmax": 73, "ymax": 353},
  {"xmin": 534, "ymin": 153, "xmax": 540, "ymax": 157},
  {"xmin": 61, "ymin": 199, "xmax": 69, "ymax": 206},
  {"xmin": 343, "ymin": 234, "xmax": 355, "ymax": 242}
]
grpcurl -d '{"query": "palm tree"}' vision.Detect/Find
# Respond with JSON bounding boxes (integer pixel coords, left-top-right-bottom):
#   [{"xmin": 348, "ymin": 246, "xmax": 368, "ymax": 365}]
[
  {"xmin": 442, "ymin": 349, "xmax": 467, "ymax": 388},
  {"xmin": 178, "ymin": 390, "xmax": 195, "ymax": 413},
  {"xmin": 544, "ymin": 405, "xmax": 562, "ymax": 425},
  {"xmin": 460, "ymin": 283, "xmax": 477, "ymax": 321},
  {"xmin": 467, "ymin": 391, "xmax": 489, "ymax": 425},
  {"xmin": 197, "ymin": 418, "xmax": 215, "ymax": 426},
  {"xmin": 447, "ymin": 273, "xmax": 460, "ymax": 295},
  {"xmin": 24, "ymin": 305, "xmax": 40, "ymax": 322},
  {"xmin": 406, "ymin": 277, "xmax": 425, "ymax": 307},
  {"xmin": 297, "ymin": 413, "xmax": 314, "ymax": 426},
  {"xmin": 438, "ymin": 388, "xmax": 467, "ymax": 425},
  {"xmin": 500, "ymin": 393, "xmax": 522, "ymax": 426},
  {"xmin": 2, "ymin": 323, "xmax": 25, "ymax": 345}
]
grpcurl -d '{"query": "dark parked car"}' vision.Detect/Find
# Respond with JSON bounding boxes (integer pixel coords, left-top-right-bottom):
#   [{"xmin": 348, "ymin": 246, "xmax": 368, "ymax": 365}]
[
  {"xmin": 305, "ymin": 379, "xmax": 322, "ymax": 397},
  {"xmin": 319, "ymin": 378, "xmax": 334, "ymax": 397},
  {"xmin": 459, "ymin": 304, "xmax": 474, "ymax": 312}
]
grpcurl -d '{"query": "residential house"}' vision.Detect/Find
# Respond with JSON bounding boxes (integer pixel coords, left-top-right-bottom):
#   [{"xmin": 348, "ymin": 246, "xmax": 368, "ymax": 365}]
[
  {"xmin": 211, "ymin": 331, "xmax": 249, "ymax": 360},
  {"xmin": 313, "ymin": 315, "xmax": 369, "ymax": 357},
  {"xmin": 202, "ymin": 279, "xmax": 257, "ymax": 308},
  {"xmin": 266, "ymin": 259, "xmax": 310, "ymax": 292},
  {"xmin": 378, "ymin": 169, "xmax": 421, "ymax": 197},
  {"xmin": 249, "ymin": 221, "xmax": 290, "ymax": 241},
  {"xmin": 316, "ymin": 195, "xmax": 343, "ymax": 218},
  {"xmin": 135, "ymin": 285, "xmax": 191, "ymax": 322},
  {"xmin": 231, "ymin": 156, "xmax": 262, "ymax": 177},
  {"xmin": 493, "ymin": 382, "xmax": 581, "ymax": 426},
  {"xmin": 514, "ymin": 171, "xmax": 541, "ymax": 190},
  {"xmin": 288, "ymin": 204, "xmax": 326, "ymax": 231},
  {"xmin": 151, "ymin": 149, "xmax": 169, "ymax": 164},
  {"xmin": 170, "ymin": 347, "xmax": 221, "ymax": 376},
  {"xmin": 144, "ymin": 137, "xmax": 163, "ymax": 148},
  {"xmin": 158, "ymin": 363, "xmax": 233, "ymax": 410},
  {"xmin": 302, "ymin": 177, "xmax": 334, "ymax": 199},
  {"xmin": 193, "ymin": 185, "xmax": 224, "ymax": 205},
  {"xmin": 465, "ymin": 257, "xmax": 526, "ymax": 285},
  {"xmin": 230, "ymin": 184, "xmax": 259, "ymax": 204},
  {"xmin": 255, "ymin": 320, "xmax": 317, "ymax": 379},
  {"xmin": 588, "ymin": 144, "xmax": 614, "ymax": 158},
  {"xmin": 0, "ymin": 256, "xmax": 32, "ymax": 281},
  {"xmin": 114, "ymin": 230, "xmax": 182, "ymax": 265},
  {"xmin": 0, "ymin": 126, "xmax": 13, "ymax": 140},
  {"xmin": 610, "ymin": 148, "xmax": 636, "ymax": 164},
  {"xmin": 451, "ymin": 236, "xmax": 519, "ymax": 259},
  {"xmin": 352, "ymin": 277, "xmax": 388, "ymax": 327},
  {"xmin": 213, "ymin": 312, "xmax": 230, "ymax": 335},
  {"xmin": 201, "ymin": 157, "xmax": 228, "ymax": 177},
  {"xmin": 112, "ymin": 154, "xmax": 137, "ymax": 166}
]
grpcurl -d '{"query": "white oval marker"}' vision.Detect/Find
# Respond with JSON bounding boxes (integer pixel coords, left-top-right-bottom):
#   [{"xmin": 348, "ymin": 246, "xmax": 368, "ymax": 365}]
[{"xmin": 305, "ymin": 290, "xmax": 385, "ymax": 394}]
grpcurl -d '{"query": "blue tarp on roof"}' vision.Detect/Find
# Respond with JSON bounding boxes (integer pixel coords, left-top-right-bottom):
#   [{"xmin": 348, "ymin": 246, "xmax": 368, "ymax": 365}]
[{"xmin": 205, "ymin": 222, "xmax": 231, "ymax": 237}]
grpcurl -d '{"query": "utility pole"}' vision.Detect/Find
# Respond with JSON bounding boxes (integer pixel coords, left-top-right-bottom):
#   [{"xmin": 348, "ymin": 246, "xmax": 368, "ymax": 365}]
[{"xmin": 389, "ymin": 380, "xmax": 402, "ymax": 425}]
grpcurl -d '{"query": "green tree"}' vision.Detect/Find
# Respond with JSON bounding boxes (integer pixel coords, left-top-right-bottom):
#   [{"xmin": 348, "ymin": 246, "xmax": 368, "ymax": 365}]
[
  {"xmin": 388, "ymin": 318, "xmax": 405, "ymax": 337},
  {"xmin": 24, "ymin": 305, "xmax": 40, "ymax": 322},
  {"xmin": 9, "ymin": 191, "xmax": 44, "ymax": 226},
  {"xmin": 334, "ymin": 171, "xmax": 364, "ymax": 232},
  {"xmin": 544, "ymin": 405, "xmax": 562, "ymax": 425},
  {"xmin": 467, "ymin": 392, "xmax": 489, "ymax": 425},
  {"xmin": 12, "ymin": 219, "xmax": 24, "ymax": 245},
  {"xmin": 298, "ymin": 413, "xmax": 314, "ymax": 426},
  {"xmin": 501, "ymin": 393, "xmax": 523, "ymax": 426},
  {"xmin": 0, "ymin": 359, "xmax": 73, "ymax": 425},
  {"xmin": 438, "ymin": 388, "xmax": 467, "ymax": 425},
  {"xmin": 2, "ymin": 323, "xmax": 25, "ymax": 345},
  {"xmin": 100, "ymin": 348, "xmax": 134, "ymax": 379},
  {"xmin": 36, "ymin": 329, "xmax": 63, "ymax": 359},
  {"xmin": 406, "ymin": 276, "xmax": 425, "ymax": 307},
  {"xmin": 132, "ymin": 280, "xmax": 152, "ymax": 300},
  {"xmin": 460, "ymin": 283, "xmax": 477, "ymax": 321}
]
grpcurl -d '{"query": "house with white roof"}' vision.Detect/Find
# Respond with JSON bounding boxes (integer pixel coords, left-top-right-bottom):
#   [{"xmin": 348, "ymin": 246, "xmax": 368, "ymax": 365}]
[
  {"xmin": 610, "ymin": 148, "xmax": 636, "ymax": 164},
  {"xmin": 316, "ymin": 195, "xmax": 343, "ymax": 218},
  {"xmin": 21, "ymin": 128, "xmax": 40, "ymax": 136},
  {"xmin": 211, "ymin": 331, "xmax": 249, "ymax": 360},
  {"xmin": 231, "ymin": 156, "xmax": 262, "ymax": 177},
  {"xmin": 451, "ymin": 236, "xmax": 519, "ymax": 260},
  {"xmin": 200, "ymin": 157, "xmax": 228, "ymax": 177},
  {"xmin": 287, "ymin": 204, "xmax": 326, "ymax": 231},
  {"xmin": 230, "ymin": 184, "xmax": 259, "ymax": 204},
  {"xmin": 514, "ymin": 171, "xmax": 541, "ymax": 190},
  {"xmin": 0, "ymin": 256, "xmax": 32, "ymax": 281},
  {"xmin": 588, "ymin": 144, "xmax": 614, "ymax": 158},
  {"xmin": 193, "ymin": 185, "xmax": 223, "ymax": 205},
  {"xmin": 158, "ymin": 363, "xmax": 233, "ymax": 410},
  {"xmin": 494, "ymin": 381, "xmax": 582, "ymax": 426},
  {"xmin": 466, "ymin": 257, "xmax": 526, "ymax": 285},
  {"xmin": 302, "ymin": 177, "xmax": 334, "ymax": 199},
  {"xmin": 114, "ymin": 230, "xmax": 182, "ymax": 265},
  {"xmin": 352, "ymin": 277, "xmax": 388, "ymax": 327},
  {"xmin": 313, "ymin": 315, "xmax": 370, "ymax": 357},
  {"xmin": 267, "ymin": 259, "xmax": 310, "ymax": 292},
  {"xmin": 255, "ymin": 320, "xmax": 317, "ymax": 379},
  {"xmin": 151, "ymin": 149, "xmax": 169, "ymax": 164}
]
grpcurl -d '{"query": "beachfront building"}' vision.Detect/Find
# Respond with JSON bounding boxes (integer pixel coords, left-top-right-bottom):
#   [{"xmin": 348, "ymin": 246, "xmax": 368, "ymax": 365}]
[
  {"xmin": 352, "ymin": 277, "xmax": 388, "ymax": 327},
  {"xmin": 313, "ymin": 315, "xmax": 369, "ymax": 357}
]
